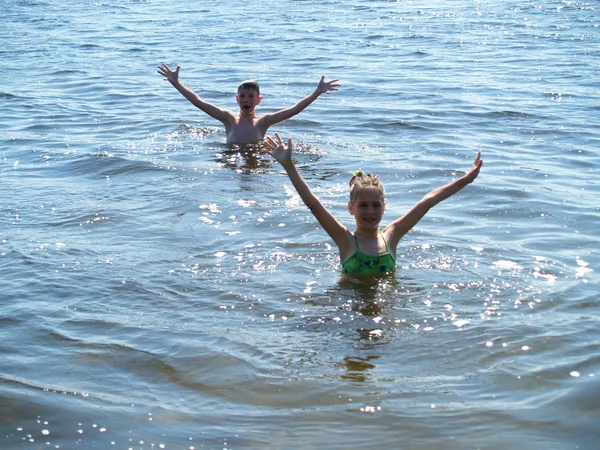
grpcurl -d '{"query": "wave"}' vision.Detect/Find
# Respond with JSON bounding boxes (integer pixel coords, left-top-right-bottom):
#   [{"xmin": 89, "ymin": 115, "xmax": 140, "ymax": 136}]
[
  {"xmin": 0, "ymin": 92, "xmax": 22, "ymax": 100},
  {"xmin": 64, "ymin": 153, "xmax": 164, "ymax": 178}
]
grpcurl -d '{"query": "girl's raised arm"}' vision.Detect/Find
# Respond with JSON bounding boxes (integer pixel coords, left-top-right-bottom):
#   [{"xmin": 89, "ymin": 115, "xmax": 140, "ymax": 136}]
[
  {"xmin": 264, "ymin": 133, "xmax": 350, "ymax": 253},
  {"xmin": 384, "ymin": 152, "xmax": 483, "ymax": 250}
]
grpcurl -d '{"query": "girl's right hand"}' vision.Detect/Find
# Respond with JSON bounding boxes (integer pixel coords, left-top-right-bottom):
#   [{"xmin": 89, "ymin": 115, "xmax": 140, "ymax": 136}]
[{"xmin": 264, "ymin": 133, "xmax": 293, "ymax": 166}]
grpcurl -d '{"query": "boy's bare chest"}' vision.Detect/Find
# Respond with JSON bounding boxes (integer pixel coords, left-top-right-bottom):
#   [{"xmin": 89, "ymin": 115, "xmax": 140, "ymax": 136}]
[{"xmin": 227, "ymin": 116, "xmax": 264, "ymax": 143}]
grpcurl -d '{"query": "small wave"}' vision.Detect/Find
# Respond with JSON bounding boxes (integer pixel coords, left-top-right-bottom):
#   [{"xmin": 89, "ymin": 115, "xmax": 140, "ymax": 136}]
[
  {"xmin": 49, "ymin": 69, "xmax": 89, "ymax": 76},
  {"xmin": 493, "ymin": 110, "xmax": 535, "ymax": 119},
  {"xmin": 64, "ymin": 153, "xmax": 163, "ymax": 178},
  {"xmin": 79, "ymin": 43, "xmax": 104, "ymax": 50},
  {"xmin": 48, "ymin": 211, "xmax": 112, "ymax": 228},
  {"xmin": 0, "ymin": 92, "xmax": 22, "ymax": 100},
  {"xmin": 361, "ymin": 119, "xmax": 429, "ymax": 131},
  {"xmin": 0, "ymin": 316, "xmax": 21, "ymax": 327},
  {"xmin": 99, "ymin": 156, "xmax": 165, "ymax": 177},
  {"xmin": 0, "ymin": 372, "xmax": 90, "ymax": 397}
]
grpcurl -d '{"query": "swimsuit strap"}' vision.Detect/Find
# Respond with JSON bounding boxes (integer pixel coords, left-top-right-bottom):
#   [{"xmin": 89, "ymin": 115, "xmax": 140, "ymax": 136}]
[
  {"xmin": 353, "ymin": 233, "xmax": 360, "ymax": 252},
  {"xmin": 379, "ymin": 229, "xmax": 391, "ymax": 254}
]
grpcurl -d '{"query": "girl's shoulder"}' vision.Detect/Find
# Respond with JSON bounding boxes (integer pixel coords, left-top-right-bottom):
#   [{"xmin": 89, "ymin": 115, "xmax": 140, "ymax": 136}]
[{"xmin": 337, "ymin": 227, "xmax": 358, "ymax": 264}]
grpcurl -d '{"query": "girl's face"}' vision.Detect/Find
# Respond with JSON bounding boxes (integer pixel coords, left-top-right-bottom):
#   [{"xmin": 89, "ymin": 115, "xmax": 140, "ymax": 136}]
[{"xmin": 348, "ymin": 188, "xmax": 385, "ymax": 229}]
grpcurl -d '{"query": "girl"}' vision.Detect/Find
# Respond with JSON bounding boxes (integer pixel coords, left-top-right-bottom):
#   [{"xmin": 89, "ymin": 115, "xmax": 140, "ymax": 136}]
[{"xmin": 264, "ymin": 133, "xmax": 483, "ymax": 276}]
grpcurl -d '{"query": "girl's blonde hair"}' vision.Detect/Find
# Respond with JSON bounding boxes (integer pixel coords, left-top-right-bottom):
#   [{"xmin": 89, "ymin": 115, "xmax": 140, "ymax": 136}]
[{"xmin": 349, "ymin": 171, "xmax": 385, "ymax": 202}]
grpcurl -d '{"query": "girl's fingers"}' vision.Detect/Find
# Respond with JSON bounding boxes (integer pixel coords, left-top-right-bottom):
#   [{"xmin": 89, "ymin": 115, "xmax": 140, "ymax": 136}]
[{"xmin": 265, "ymin": 133, "xmax": 291, "ymax": 152}]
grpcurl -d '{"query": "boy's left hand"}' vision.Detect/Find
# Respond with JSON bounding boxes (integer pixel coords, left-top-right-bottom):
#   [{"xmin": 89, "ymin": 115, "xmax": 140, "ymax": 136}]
[
  {"xmin": 316, "ymin": 76, "xmax": 340, "ymax": 95},
  {"xmin": 158, "ymin": 62, "xmax": 180, "ymax": 84}
]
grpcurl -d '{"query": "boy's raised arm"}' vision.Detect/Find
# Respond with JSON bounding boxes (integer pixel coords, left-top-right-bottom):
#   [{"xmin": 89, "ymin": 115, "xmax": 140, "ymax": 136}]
[
  {"xmin": 158, "ymin": 63, "xmax": 233, "ymax": 124},
  {"xmin": 264, "ymin": 133, "xmax": 349, "ymax": 249},
  {"xmin": 261, "ymin": 76, "xmax": 340, "ymax": 128},
  {"xmin": 385, "ymin": 152, "xmax": 483, "ymax": 249}
]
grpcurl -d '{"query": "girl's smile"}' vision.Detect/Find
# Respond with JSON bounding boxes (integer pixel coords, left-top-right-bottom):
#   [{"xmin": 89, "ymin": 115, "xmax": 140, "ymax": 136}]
[{"xmin": 349, "ymin": 188, "xmax": 385, "ymax": 231}]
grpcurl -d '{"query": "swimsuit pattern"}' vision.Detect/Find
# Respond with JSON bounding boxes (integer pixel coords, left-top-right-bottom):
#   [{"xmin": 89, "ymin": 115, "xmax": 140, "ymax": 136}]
[{"xmin": 342, "ymin": 231, "xmax": 396, "ymax": 275}]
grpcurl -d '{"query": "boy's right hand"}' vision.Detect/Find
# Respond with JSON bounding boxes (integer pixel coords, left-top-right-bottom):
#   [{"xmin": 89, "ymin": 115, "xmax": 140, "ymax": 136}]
[
  {"xmin": 158, "ymin": 62, "xmax": 180, "ymax": 84},
  {"xmin": 264, "ymin": 133, "xmax": 293, "ymax": 167},
  {"xmin": 463, "ymin": 151, "xmax": 483, "ymax": 184},
  {"xmin": 316, "ymin": 76, "xmax": 340, "ymax": 95}
]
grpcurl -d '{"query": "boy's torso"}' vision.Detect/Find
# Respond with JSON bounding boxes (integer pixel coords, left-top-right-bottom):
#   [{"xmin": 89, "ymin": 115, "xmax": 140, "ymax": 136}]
[{"xmin": 225, "ymin": 114, "xmax": 266, "ymax": 145}]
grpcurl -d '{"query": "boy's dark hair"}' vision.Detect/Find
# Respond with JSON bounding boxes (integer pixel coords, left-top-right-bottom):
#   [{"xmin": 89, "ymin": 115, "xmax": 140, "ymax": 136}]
[
  {"xmin": 238, "ymin": 79, "xmax": 260, "ymax": 95},
  {"xmin": 349, "ymin": 171, "xmax": 385, "ymax": 201}
]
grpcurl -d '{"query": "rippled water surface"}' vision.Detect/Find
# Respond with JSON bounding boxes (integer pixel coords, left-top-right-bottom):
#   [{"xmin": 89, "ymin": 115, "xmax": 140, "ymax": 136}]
[{"xmin": 1, "ymin": 0, "xmax": 599, "ymax": 448}]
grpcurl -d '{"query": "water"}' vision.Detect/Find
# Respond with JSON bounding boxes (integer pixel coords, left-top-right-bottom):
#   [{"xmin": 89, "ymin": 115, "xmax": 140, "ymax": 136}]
[{"xmin": 1, "ymin": 0, "xmax": 599, "ymax": 448}]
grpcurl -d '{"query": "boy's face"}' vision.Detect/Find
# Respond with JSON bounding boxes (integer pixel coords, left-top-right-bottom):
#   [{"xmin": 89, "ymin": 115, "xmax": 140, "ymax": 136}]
[{"xmin": 236, "ymin": 88, "xmax": 262, "ymax": 116}]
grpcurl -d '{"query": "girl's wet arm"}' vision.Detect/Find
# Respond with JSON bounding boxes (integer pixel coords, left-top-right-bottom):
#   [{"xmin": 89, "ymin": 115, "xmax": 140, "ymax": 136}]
[
  {"xmin": 385, "ymin": 152, "xmax": 483, "ymax": 249},
  {"xmin": 266, "ymin": 134, "xmax": 350, "ymax": 251}
]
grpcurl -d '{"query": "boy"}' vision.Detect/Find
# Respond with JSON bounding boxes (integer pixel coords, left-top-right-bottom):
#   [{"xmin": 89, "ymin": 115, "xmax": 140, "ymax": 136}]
[{"xmin": 158, "ymin": 63, "xmax": 340, "ymax": 145}]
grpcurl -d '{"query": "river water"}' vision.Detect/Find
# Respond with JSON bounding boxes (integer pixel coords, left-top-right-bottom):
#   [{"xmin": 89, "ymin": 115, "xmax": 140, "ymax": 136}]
[{"xmin": 1, "ymin": 0, "xmax": 599, "ymax": 448}]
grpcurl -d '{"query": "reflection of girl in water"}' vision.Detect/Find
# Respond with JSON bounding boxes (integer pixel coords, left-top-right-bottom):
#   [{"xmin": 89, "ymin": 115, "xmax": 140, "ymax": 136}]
[
  {"xmin": 334, "ymin": 274, "xmax": 398, "ymax": 316},
  {"xmin": 265, "ymin": 133, "xmax": 483, "ymax": 276}
]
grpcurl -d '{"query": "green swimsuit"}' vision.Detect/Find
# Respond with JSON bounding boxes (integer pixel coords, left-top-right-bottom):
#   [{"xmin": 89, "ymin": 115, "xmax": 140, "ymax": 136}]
[{"xmin": 342, "ymin": 230, "xmax": 396, "ymax": 275}]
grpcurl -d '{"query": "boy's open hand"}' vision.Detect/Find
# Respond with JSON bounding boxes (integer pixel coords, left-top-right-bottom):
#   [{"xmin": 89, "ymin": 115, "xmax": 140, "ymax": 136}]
[
  {"xmin": 158, "ymin": 62, "xmax": 180, "ymax": 84},
  {"xmin": 464, "ymin": 151, "xmax": 483, "ymax": 184},
  {"xmin": 316, "ymin": 76, "xmax": 340, "ymax": 95},
  {"xmin": 264, "ymin": 133, "xmax": 293, "ymax": 167}
]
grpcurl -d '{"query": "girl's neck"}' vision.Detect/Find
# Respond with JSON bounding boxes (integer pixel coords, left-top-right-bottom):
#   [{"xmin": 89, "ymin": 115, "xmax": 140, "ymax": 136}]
[{"xmin": 354, "ymin": 226, "xmax": 379, "ymax": 238}]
